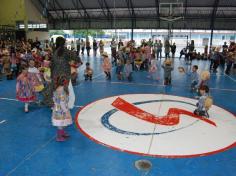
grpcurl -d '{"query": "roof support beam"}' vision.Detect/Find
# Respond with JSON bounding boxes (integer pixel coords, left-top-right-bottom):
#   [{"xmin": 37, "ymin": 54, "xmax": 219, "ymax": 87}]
[
  {"xmin": 77, "ymin": 0, "xmax": 90, "ymax": 19},
  {"xmin": 98, "ymin": 0, "xmax": 113, "ymax": 20},
  {"xmin": 54, "ymin": 0, "xmax": 70, "ymax": 20},
  {"xmin": 71, "ymin": 0, "xmax": 83, "ymax": 19},
  {"xmin": 210, "ymin": 0, "xmax": 220, "ymax": 29},
  {"xmin": 49, "ymin": 0, "xmax": 63, "ymax": 20},
  {"xmin": 126, "ymin": 0, "xmax": 135, "ymax": 18},
  {"xmin": 155, "ymin": 0, "xmax": 160, "ymax": 27},
  {"xmin": 33, "ymin": 0, "xmax": 54, "ymax": 21},
  {"xmin": 126, "ymin": 0, "xmax": 136, "ymax": 29},
  {"xmin": 209, "ymin": 0, "xmax": 220, "ymax": 52},
  {"xmin": 98, "ymin": 0, "xmax": 108, "ymax": 19},
  {"xmin": 77, "ymin": 0, "xmax": 91, "ymax": 28}
]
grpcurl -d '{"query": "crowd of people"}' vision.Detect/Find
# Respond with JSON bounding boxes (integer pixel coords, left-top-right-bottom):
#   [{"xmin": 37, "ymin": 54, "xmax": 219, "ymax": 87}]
[{"xmin": 0, "ymin": 36, "xmax": 235, "ymax": 142}]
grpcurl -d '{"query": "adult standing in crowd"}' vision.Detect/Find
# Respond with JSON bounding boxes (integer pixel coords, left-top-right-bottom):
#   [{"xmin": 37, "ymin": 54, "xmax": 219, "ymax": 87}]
[
  {"xmin": 118, "ymin": 39, "xmax": 124, "ymax": 50},
  {"xmin": 81, "ymin": 39, "xmax": 85, "ymax": 55},
  {"xmin": 76, "ymin": 38, "xmax": 81, "ymax": 56},
  {"xmin": 42, "ymin": 37, "xmax": 77, "ymax": 107},
  {"xmin": 32, "ymin": 37, "xmax": 41, "ymax": 49},
  {"xmin": 171, "ymin": 42, "xmax": 176, "ymax": 59},
  {"xmin": 156, "ymin": 40, "xmax": 163, "ymax": 60},
  {"xmin": 93, "ymin": 39, "xmax": 98, "ymax": 57},
  {"xmin": 86, "ymin": 38, "xmax": 91, "ymax": 57},
  {"xmin": 110, "ymin": 38, "xmax": 117, "ymax": 64},
  {"xmin": 222, "ymin": 41, "xmax": 228, "ymax": 52},
  {"xmin": 164, "ymin": 40, "xmax": 170, "ymax": 59},
  {"xmin": 188, "ymin": 40, "xmax": 195, "ymax": 64}
]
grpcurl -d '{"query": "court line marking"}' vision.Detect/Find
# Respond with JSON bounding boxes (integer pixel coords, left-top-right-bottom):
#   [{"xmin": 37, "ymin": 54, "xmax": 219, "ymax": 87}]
[
  {"xmin": 0, "ymin": 120, "xmax": 6, "ymax": 124},
  {"xmin": 74, "ymin": 67, "xmax": 115, "ymax": 87},
  {"xmin": 6, "ymin": 136, "xmax": 55, "ymax": 176},
  {"xmin": 74, "ymin": 105, "xmax": 83, "ymax": 108},
  {"xmin": 92, "ymin": 80, "xmax": 236, "ymax": 92},
  {"xmin": 225, "ymin": 74, "xmax": 236, "ymax": 83},
  {"xmin": 0, "ymin": 97, "xmax": 83, "ymax": 108},
  {"xmin": 148, "ymin": 94, "xmax": 164, "ymax": 154},
  {"xmin": 0, "ymin": 97, "xmax": 19, "ymax": 102}
]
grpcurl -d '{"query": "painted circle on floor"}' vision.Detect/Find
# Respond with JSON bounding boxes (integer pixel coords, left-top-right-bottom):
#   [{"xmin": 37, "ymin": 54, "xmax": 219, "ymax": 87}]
[{"xmin": 75, "ymin": 94, "xmax": 236, "ymax": 158}]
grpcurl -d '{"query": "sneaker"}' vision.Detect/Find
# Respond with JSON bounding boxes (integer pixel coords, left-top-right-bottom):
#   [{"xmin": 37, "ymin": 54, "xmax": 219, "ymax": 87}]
[{"xmin": 56, "ymin": 136, "xmax": 66, "ymax": 142}]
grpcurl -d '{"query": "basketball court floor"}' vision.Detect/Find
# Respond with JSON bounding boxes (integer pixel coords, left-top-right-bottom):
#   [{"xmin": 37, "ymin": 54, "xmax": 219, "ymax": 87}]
[{"xmin": 0, "ymin": 56, "xmax": 236, "ymax": 176}]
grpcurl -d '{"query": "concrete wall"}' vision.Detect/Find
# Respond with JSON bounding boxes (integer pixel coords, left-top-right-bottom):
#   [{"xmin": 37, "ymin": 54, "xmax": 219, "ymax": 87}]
[
  {"xmin": 24, "ymin": 0, "xmax": 47, "ymax": 23},
  {"xmin": 0, "ymin": 0, "xmax": 46, "ymax": 27},
  {"xmin": 0, "ymin": 0, "xmax": 25, "ymax": 26},
  {"xmin": 26, "ymin": 31, "xmax": 49, "ymax": 41}
]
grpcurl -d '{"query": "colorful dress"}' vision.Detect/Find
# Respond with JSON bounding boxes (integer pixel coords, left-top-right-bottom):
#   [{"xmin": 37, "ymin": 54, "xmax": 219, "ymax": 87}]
[
  {"xmin": 99, "ymin": 41, "xmax": 104, "ymax": 54},
  {"xmin": 149, "ymin": 59, "xmax": 158, "ymax": 80},
  {"xmin": 16, "ymin": 73, "xmax": 36, "ymax": 102},
  {"xmin": 28, "ymin": 67, "xmax": 44, "ymax": 92},
  {"xmin": 145, "ymin": 45, "xmax": 151, "ymax": 61},
  {"xmin": 42, "ymin": 49, "xmax": 77, "ymax": 106},
  {"xmin": 52, "ymin": 90, "xmax": 72, "ymax": 127},
  {"xmin": 102, "ymin": 57, "xmax": 112, "ymax": 72}
]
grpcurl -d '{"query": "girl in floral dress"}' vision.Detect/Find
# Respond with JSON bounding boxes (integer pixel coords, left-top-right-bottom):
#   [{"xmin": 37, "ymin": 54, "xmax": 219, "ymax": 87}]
[
  {"xmin": 52, "ymin": 76, "xmax": 72, "ymax": 142},
  {"xmin": 16, "ymin": 66, "xmax": 36, "ymax": 112},
  {"xmin": 28, "ymin": 59, "xmax": 44, "ymax": 93}
]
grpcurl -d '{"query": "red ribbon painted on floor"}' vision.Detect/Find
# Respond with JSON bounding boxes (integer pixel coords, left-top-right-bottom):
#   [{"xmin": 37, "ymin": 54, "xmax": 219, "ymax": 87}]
[{"xmin": 111, "ymin": 97, "xmax": 216, "ymax": 127}]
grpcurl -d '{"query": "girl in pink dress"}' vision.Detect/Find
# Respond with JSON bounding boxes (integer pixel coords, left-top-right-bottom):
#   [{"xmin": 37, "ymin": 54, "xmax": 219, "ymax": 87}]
[{"xmin": 16, "ymin": 66, "xmax": 36, "ymax": 112}]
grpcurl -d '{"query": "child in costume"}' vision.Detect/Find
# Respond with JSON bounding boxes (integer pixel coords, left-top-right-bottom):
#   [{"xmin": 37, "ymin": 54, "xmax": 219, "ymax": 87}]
[
  {"xmin": 190, "ymin": 65, "xmax": 200, "ymax": 91},
  {"xmin": 16, "ymin": 66, "xmax": 36, "ymax": 112},
  {"xmin": 69, "ymin": 60, "xmax": 79, "ymax": 86},
  {"xmin": 162, "ymin": 59, "xmax": 173, "ymax": 85},
  {"xmin": 134, "ymin": 48, "xmax": 142, "ymax": 71},
  {"xmin": 116, "ymin": 59, "xmax": 124, "ymax": 80},
  {"xmin": 194, "ymin": 85, "xmax": 212, "ymax": 118},
  {"xmin": 148, "ymin": 54, "xmax": 159, "ymax": 80},
  {"xmin": 124, "ymin": 59, "xmax": 133, "ymax": 81},
  {"xmin": 84, "ymin": 62, "xmax": 93, "ymax": 81},
  {"xmin": 52, "ymin": 76, "xmax": 72, "ymax": 142},
  {"xmin": 198, "ymin": 70, "xmax": 210, "ymax": 88},
  {"xmin": 2, "ymin": 48, "xmax": 13, "ymax": 80},
  {"xmin": 28, "ymin": 59, "xmax": 44, "ymax": 93},
  {"xmin": 102, "ymin": 52, "xmax": 112, "ymax": 80}
]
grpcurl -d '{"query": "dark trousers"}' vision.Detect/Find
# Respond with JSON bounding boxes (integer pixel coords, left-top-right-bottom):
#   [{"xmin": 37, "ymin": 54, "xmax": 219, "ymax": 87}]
[
  {"xmin": 225, "ymin": 62, "xmax": 233, "ymax": 75},
  {"xmin": 164, "ymin": 77, "xmax": 171, "ymax": 85},
  {"xmin": 77, "ymin": 45, "xmax": 80, "ymax": 55},
  {"xmin": 213, "ymin": 61, "xmax": 219, "ymax": 72},
  {"xmin": 86, "ymin": 47, "xmax": 91, "ymax": 56},
  {"xmin": 105, "ymin": 71, "xmax": 111, "ymax": 80},
  {"xmin": 127, "ymin": 73, "xmax": 132, "ymax": 82},
  {"xmin": 165, "ymin": 52, "xmax": 170, "ymax": 59},
  {"xmin": 156, "ymin": 49, "xmax": 162, "ymax": 60},
  {"xmin": 81, "ymin": 47, "xmax": 85, "ymax": 55},
  {"xmin": 84, "ymin": 74, "xmax": 92, "ymax": 81}
]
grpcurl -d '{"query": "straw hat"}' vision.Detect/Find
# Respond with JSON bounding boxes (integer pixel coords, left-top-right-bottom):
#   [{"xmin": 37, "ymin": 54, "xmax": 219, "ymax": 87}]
[
  {"xmin": 102, "ymin": 52, "xmax": 108, "ymax": 57},
  {"xmin": 205, "ymin": 97, "xmax": 213, "ymax": 110},
  {"xmin": 165, "ymin": 59, "xmax": 172, "ymax": 65},
  {"xmin": 215, "ymin": 46, "xmax": 221, "ymax": 52},
  {"xmin": 200, "ymin": 70, "xmax": 210, "ymax": 80}
]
